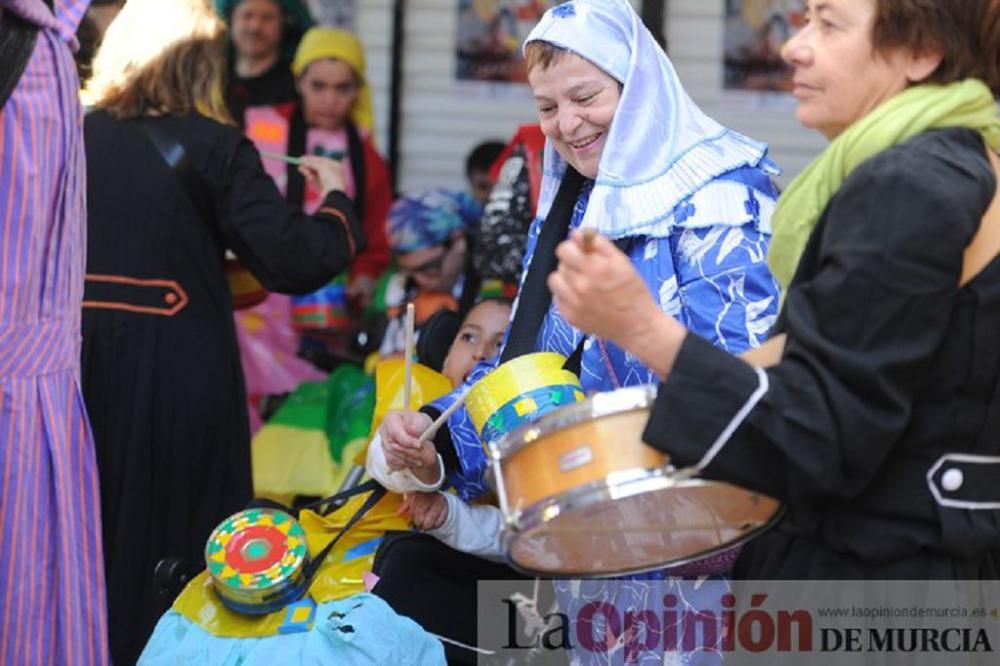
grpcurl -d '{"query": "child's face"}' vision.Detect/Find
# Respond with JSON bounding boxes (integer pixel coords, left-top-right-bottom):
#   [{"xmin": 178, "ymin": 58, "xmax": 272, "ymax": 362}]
[
  {"xmin": 467, "ymin": 167, "xmax": 494, "ymax": 206},
  {"xmin": 442, "ymin": 301, "xmax": 511, "ymax": 386},
  {"xmin": 298, "ymin": 58, "xmax": 359, "ymax": 132}
]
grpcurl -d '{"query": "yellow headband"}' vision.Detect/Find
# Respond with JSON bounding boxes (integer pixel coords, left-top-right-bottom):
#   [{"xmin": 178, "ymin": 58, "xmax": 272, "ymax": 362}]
[{"xmin": 292, "ymin": 27, "xmax": 373, "ymax": 132}]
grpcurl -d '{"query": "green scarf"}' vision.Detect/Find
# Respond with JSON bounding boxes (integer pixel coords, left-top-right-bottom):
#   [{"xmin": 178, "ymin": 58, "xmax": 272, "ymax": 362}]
[{"xmin": 769, "ymin": 79, "xmax": 1000, "ymax": 290}]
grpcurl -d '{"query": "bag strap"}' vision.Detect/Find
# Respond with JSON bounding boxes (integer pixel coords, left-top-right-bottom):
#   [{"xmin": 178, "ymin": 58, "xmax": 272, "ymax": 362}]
[
  {"xmin": 960, "ymin": 148, "xmax": 1000, "ymax": 287},
  {"xmin": 138, "ymin": 120, "xmax": 213, "ymax": 221},
  {"xmin": 500, "ymin": 168, "xmax": 585, "ymax": 363},
  {"xmin": 251, "ymin": 479, "xmax": 387, "ymax": 604},
  {"xmin": 137, "ymin": 118, "xmax": 225, "ymax": 249},
  {"xmin": 298, "ymin": 477, "xmax": 384, "ymax": 516},
  {"xmin": 0, "ymin": 9, "xmax": 41, "ymax": 110},
  {"xmin": 345, "ymin": 120, "xmax": 367, "ymax": 222},
  {"xmin": 296, "ymin": 479, "xmax": 387, "ymax": 588}
]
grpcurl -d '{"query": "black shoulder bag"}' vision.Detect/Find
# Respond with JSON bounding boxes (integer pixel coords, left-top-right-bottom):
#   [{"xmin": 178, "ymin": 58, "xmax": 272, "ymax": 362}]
[{"xmin": 0, "ymin": 1, "xmax": 54, "ymax": 111}]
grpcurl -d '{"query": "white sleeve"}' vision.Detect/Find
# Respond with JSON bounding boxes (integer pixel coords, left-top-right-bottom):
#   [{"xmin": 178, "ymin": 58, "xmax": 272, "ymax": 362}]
[
  {"xmin": 426, "ymin": 493, "xmax": 506, "ymax": 562},
  {"xmin": 364, "ymin": 432, "xmax": 445, "ymax": 493}
]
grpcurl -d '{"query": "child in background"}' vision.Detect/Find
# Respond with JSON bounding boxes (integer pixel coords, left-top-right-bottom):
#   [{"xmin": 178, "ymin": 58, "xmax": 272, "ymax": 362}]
[
  {"xmin": 464, "ymin": 139, "xmax": 505, "ymax": 206},
  {"xmin": 377, "ymin": 189, "xmax": 484, "ymax": 358},
  {"xmin": 236, "ymin": 26, "xmax": 393, "ymax": 432}
]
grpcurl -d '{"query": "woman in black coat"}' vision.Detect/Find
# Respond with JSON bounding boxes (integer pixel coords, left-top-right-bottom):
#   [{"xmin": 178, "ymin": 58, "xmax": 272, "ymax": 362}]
[
  {"xmin": 550, "ymin": 0, "xmax": 1000, "ymax": 581},
  {"xmin": 80, "ymin": 1, "xmax": 365, "ymax": 662}
]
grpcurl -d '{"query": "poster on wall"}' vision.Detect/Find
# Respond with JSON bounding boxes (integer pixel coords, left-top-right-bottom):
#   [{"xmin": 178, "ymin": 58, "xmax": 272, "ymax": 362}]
[
  {"xmin": 456, "ymin": 0, "xmax": 555, "ymax": 83},
  {"xmin": 722, "ymin": 0, "xmax": 803, "ymax": 108},
  {"xmin": 305, "ymin": 0, "xmax": 355, "ymax": 29}
]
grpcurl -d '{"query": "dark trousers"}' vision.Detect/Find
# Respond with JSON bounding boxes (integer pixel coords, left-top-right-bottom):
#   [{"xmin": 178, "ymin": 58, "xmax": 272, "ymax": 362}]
[{"xmin": 372, "ymin": 532, "xmax": 539, "ymax": 665}]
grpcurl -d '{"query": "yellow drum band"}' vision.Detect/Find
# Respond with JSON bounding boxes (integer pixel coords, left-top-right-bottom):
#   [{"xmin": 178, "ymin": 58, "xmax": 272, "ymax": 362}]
[{"xmin": 466, "ymin": 352, "xmax": 584, "ymax": 445}]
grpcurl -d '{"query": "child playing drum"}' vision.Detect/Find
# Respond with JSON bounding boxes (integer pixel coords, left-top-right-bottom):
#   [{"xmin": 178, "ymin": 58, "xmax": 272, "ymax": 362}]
[{"xmin": 366, "ymin": 298, "xmax": 512, "ymax": 502}]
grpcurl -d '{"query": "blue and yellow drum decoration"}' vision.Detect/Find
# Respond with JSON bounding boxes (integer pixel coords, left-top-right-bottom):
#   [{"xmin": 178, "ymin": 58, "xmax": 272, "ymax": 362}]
[
  {"xmin": 205, "ymin": 508, "xmax": 310, "ymax": 615},
  {"xmin": 466, "ymin": 352, "xmax": 585, "ymax": 446}
]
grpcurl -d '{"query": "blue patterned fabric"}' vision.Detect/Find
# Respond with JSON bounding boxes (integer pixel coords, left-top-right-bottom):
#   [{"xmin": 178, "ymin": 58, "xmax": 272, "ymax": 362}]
[
  {"xmin": 552, "ymin": 576, "xmax": 733, "ymax": 665},
  {"xmin": 387, "ymin": 189, "xmax": 483, "ymax": 254},
  {"xmin": 421, "ymin": 5, "xmax": 781, "ymax": 663},
  {"xmin": 138, "ymin": 594, "xmax": 445, "ymax": 665},
  {"xmin": 429, "ymin": 170, "xmax": 778, "ymax": 666},
  {"xmin": 431, "ymin": 167, "xmax": 781, "ymax": 500}
]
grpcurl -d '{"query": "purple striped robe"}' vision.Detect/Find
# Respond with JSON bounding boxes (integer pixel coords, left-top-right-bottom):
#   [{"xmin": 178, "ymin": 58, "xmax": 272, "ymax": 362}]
[{"xmin": 0, "ymin": 0, "xmax": 109, "ymax": 664}]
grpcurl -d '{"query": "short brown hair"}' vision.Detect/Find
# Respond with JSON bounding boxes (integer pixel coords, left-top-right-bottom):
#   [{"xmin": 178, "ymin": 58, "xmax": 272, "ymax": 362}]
[
  {"xmin": 86, "ymin": 0, "xmax": 233, "ymax": 124},
  {"xmin": 523, "ymin": 41, "xmax": 570, "ymax": 76},
  {"xmin": 872, "ymin": 0, "xmax": 1000, "ymax": 94}
]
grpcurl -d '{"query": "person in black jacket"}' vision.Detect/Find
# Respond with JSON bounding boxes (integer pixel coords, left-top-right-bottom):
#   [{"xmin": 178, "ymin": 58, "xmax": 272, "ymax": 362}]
[
  {"xmin": 80, "ymin": 1, "xmax": 365, "ymax": 662},
  {"xmin": 550, "ymin": 0, "xmax": 1000, "ymax": 581}
]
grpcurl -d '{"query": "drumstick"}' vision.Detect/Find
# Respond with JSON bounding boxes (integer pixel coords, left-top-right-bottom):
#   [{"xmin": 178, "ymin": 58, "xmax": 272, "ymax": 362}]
[
  {"xmin": 581, "ymin": 227, "xmax": 597, "ymax": 253},
  {"xmin": 417, "ymin": 388, "xmax": 470, "ymax": 444},
  {"xmin": 259, "ymin": 150, "xmax": 303, "ymax": 166},
  {"xmin": 402, "ymin": 302, "xmax": 415, "ymax": 413}
]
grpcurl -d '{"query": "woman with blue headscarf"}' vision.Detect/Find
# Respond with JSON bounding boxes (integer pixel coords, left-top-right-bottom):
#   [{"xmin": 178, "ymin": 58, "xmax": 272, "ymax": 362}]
[{"xmin": 372, "ymin": 0, "xmax": 780, "ymax": 660}]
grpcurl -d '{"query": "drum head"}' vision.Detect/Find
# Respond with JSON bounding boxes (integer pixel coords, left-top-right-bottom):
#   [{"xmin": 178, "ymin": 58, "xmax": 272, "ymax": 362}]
[{"xmin": 504, "ymin": 470, "xmax": 782, "ymax": 578}]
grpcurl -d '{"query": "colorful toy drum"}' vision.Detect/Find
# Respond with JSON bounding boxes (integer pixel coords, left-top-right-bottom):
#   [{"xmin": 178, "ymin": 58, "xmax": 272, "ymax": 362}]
[
  {"xmin": 466, "ymin": 352, "xmax": 585, "ymax": 446},
  {"xmin": 205, "ymin": 508, "xmax": 311, "ymax": 615},
  {"xmin": 291, "ymin": 276, "xmax": 351, "ymax": 330}
]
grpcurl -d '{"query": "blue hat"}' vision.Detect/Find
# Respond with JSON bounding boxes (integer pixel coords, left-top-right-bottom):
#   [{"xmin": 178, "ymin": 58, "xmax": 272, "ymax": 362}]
[{"xmin": 388, "ymin": 189, "xmax": 483, "ymax": 254}]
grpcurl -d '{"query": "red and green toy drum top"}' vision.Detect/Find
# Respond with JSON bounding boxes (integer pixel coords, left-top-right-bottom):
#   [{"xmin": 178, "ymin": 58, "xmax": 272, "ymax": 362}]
[{"xmin": 205, "ymin": 508, "xmax": 310, "ymax": 615}]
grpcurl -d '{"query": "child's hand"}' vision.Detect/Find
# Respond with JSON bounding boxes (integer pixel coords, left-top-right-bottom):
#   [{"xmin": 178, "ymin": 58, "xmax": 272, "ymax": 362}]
[
  {"xmin": 400, "ymin": 492, "xmax": 449, "ymax": 531},
  {"xmin": 385, "ymin": 438, "xmax": 437, "ymax": 473},
  {"xmin": 381, "ymin": 410, "xmax": 433, "ymax": 472}
]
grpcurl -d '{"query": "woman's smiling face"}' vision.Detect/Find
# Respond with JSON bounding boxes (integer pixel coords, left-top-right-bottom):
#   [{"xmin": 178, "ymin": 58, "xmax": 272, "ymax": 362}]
[{"xmin": 528, "ymin": 51, "xmax": 621, "ymax": 179}]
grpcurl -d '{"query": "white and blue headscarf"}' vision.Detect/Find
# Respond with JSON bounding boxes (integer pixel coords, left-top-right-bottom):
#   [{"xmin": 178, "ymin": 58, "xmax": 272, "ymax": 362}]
[{"xmin": 525, "ymin": 0, "xmax": 769, "ymax": 239}]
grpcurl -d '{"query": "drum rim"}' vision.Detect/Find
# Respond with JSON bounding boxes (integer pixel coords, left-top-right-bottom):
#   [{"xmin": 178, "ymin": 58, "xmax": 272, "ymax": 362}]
[
  {"xmin": 500, "ymin": 466, "xmax": 784, "ymax": 578},
  {"xmin": 489, "ymin": 384, "xmax": 659, "ymax": 458}
]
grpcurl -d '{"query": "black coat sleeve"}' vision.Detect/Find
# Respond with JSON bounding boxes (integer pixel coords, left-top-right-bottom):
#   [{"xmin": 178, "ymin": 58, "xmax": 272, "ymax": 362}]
[
  {"xmin": 215, "ymin": 134, "xmax": 367, "ymax": 294},
  {"xmin": 642, "ymin": 130, "xmax": 993, "ymax": 504}
]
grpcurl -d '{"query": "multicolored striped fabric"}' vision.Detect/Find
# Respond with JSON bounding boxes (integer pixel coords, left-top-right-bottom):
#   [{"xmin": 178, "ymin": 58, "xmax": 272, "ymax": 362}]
[{"xmin": 0, "ymin": 1, "xmax": 109, "ymax": 664}]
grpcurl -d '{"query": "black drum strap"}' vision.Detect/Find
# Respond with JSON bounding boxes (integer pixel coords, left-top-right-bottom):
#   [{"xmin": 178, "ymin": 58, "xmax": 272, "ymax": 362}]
[
  {"xmin": 285, "ymin": 103, "xmax": 308, "ymax": 208},
  {"xmin": 296, "ymin": 479, "xmax": 388, "ymax": 586},
  {"xmin": 500, "ymin": 168, "xmax": 584, "ymax": 363}
]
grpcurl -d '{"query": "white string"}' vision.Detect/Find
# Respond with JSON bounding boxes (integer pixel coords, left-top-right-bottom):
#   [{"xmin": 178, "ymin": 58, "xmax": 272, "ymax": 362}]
[
  {"xmin": 691, "ymin": 366, "xmax": 769, "ymax": 473},
  {"xmin": 429, "ymin": 632, "xmax": 496, "ymax": 655}
]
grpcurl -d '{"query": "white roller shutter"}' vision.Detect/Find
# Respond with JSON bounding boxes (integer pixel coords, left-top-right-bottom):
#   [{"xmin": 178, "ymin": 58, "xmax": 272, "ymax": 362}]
[{"xmin": 356, "ymin": 0, "xmax": 822, "ymax": 193}]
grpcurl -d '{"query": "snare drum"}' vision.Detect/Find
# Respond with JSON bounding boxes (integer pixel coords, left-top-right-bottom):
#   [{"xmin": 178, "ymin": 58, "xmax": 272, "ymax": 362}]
[
  {"xmin": 205, "ymin": 508, "xmax": 310, "ymax": 615},
  {"xmin": 488, "ymin": 386, "xmax": 782, "ymax": 577}
]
